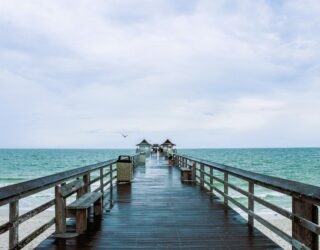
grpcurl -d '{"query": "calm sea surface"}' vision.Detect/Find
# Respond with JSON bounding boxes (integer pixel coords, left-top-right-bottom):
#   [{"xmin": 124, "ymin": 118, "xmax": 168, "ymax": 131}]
[{"xmin": 1, "ymin": 148, "xmax": 320, "ymax": 213}]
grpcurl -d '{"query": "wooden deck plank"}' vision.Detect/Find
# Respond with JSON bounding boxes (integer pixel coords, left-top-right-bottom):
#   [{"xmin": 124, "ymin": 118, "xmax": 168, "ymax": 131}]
[{"xmin": 36, "ymin": 158, "xmax": 282, "ymax": 249}]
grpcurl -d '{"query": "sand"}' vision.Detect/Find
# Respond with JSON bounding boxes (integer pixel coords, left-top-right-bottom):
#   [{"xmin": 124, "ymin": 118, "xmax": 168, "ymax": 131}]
[
  {"xmin": 254, "ymin": 215, "xmax": 291, "ymax": 250},
  {"xmin": 0, "ymin": 209, "xmax": 55, "ymax": 250}
]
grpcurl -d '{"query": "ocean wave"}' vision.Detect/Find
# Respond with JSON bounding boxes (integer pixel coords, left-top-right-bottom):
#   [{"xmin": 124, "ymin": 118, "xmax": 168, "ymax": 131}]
[
  {"xmin": 0, "ymin": 177, "xmax": 28, "ymax": 181},
  {"xmin": 228, "ymin": 190, "xmax": 286, "ymax": 199}
]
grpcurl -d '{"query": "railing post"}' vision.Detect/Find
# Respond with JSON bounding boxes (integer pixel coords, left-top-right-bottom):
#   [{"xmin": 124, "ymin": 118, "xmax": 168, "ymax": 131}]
[
  {"xmin": 55, "ymin": 185, "xmax": 66, "ymax": 234},
  {"xmin": 209, "ymin": 167, "xmax": 213, "ymax": 195},
  {"xmin": 83, "ymin": 173, "xmax": 91, "ymax": 215},
  {"xmin": 191, "ymin": 162, "xmax": 196, "ymax": 183},
  {"xmin": 200, "ymin": 164, "xmax": 204, "ymax": 188},
  {"xmin": 224, "ymin": 172, "xmax": 228, "ymax": 207},
  {"xmin": 292, "ymin": 198, "xmax": 318, "ymax": 250},
  {"xmin": 110, "ymin": 164, "xmax": 113, "ymax": 207},
  {"xmin": 83, "ymin": 173, "xmax": 91, "ymax": 193},
  {"xmin": 248, "ymin": 181, "xmax": 254, "ymax": 227},
  {"xmin": 9, "ymin": 200, "xmax": 19, "ymax": 250},
  {"xmin": 100, "ymin": 168, "xmax": 104, "ymax": 193}
]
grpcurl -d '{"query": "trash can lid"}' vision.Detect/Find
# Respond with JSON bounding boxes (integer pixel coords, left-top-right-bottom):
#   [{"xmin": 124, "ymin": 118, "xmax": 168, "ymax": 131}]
[{"xmin": 117, "ymin": 155, "xmax": 132, "ymax": 163}]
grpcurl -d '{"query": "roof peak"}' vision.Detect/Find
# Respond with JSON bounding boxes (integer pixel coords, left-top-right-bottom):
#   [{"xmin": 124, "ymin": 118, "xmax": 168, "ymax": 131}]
[
  {"xmin": 136, "ymin": 139, "xmax": 151, "ymax": 146},
  {"xmin": 161, "ymin": 139, "xmax": 176, "ymax": 146}
]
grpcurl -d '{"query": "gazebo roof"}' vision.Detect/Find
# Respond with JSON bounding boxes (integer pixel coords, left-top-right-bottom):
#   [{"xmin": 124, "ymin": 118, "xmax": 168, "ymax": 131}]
[
  {"xmin": 136, "ymin": 139, "xmax": 152, "ymax": 146},
  {"xmin": 161, "ymin": 139, "xmax": 176, "ymax": 146}
]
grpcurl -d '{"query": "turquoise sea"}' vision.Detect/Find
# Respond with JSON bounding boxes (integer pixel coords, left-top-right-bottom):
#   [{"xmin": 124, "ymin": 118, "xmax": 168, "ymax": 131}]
[
  {"xmin": 179, "ymin": 148, "xmax": 320, "ymax": 213},
  {"xmin": 1, "ymin": 148, "xmax": 320, "ymax": 213},
  {"xmin": 0, "ymin": 149, "xmax": 134, "ymax": 186}
]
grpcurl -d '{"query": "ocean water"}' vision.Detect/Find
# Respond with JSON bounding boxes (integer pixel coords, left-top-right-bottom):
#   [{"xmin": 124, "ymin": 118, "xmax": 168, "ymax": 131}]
[
  {"xmin": 1, "ymin": 148, "xmax": 320, "ymax": 214},
  {"xmin": 0, "ymin": 149, "xmax": 135, "ymax": 211},
  {"xmin": 179, "ymin": 148, "xmax": 320, "ymax": 213},
  {"xmin": 0, "ymin": 149, "xmax": 135, "ymax": 186},
  {"xmin": 178, "ymin": 148, "xmax": 320, "ymax": 185}
]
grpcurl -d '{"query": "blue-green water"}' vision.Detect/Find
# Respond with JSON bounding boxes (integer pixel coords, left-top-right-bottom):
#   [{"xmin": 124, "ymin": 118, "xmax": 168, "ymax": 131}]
[
  {"xmin": 1, "ymin": 148, "xmax": 320, "ymax": 213},
  {"xmin": 0, "ymin": 149, "xmax": 134, "ymax": 185},
  {"xmin": 179, "ymin": 148, "xmax": 320, "ymax": 185},
  {"xmin": 179, "ymin": 148, "xmax": 320, "ymax": 213}
]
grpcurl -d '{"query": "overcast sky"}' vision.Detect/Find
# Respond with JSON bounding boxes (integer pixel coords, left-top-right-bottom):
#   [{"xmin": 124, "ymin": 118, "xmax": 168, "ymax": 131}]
[{"xmin": 0, "ymin": 0, "xmax": 319, "ymax": 148}]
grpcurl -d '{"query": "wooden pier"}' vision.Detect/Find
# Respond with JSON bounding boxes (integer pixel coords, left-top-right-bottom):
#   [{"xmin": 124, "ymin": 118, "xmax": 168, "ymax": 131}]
[
  {"xmin": 1, "ymin": 153, "xmax": 320, "ymax": 249},
  {"xmin": 36, "ymin": 158, "xmax": 279, "ymax": 249}
]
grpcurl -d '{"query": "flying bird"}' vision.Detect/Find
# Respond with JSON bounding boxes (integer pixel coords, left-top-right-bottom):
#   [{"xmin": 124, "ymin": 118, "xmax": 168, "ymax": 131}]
[{"xmin": 121, "ymin": 133, "xmax": 128, "ymax": 138}]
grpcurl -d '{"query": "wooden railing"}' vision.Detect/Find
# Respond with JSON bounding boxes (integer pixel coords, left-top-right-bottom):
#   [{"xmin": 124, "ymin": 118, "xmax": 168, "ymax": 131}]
[
  {"xmin": 176, "ymin": 154, "xmax": 320, "ymax": 250},
  {"xmin": 0, "ymin": 158, "xmax": 119, "ymax": 250}
]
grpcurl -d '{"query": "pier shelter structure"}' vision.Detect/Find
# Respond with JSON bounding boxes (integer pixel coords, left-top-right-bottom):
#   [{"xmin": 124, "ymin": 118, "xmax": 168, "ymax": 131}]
[
  {"xmin": 136, "ymin": 139, "xmax": 152, "ymax": 157},
  {"xmin": 160, "ymin": 139, "xmax": 176, "ymax": 156}
]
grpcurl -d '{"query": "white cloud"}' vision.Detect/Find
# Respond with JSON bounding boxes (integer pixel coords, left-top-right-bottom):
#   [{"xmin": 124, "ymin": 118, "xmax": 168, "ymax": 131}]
[{"xmin": 0, "ymin": 0, "xmax": 319, "ymax": 148}]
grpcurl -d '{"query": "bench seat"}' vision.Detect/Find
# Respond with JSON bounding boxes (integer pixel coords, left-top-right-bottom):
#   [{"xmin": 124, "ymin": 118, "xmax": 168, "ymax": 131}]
[
  {"xmin": 68, "ymin": 192, "xmax": 102, "ymax": 210},
  {"xmin": 66, "ymin": 191, "xmax": 103, "ymax": 233}
]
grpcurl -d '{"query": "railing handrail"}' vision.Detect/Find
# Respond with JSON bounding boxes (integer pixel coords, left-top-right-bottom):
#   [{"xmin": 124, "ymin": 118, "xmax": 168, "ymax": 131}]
[
  {"xmin": 177, "ymin": 154, "xmax": 320, "ymax": 204},
  {"xmin": 0, "ymin": 158, "xmax": 117, "ymax": 206},
  {"xmin": 176, "ymin": 154, "xmax": 320, "ymax": 249}
]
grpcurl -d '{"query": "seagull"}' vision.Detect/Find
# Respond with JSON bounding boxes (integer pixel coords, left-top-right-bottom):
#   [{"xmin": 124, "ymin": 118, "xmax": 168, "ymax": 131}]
[{"xmin": 121, "ymin": 133, "xmax": 128, "ymax": 138}]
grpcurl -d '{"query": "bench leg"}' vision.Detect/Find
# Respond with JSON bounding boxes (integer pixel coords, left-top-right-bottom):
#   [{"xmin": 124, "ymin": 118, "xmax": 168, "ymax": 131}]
[
  {"xmin": 94, "ymin": 197, "xmax": 103, "ymax": 216},
  {"xmin": 76, "ymin": 209, "xmax": 87, "ymax": 234}
]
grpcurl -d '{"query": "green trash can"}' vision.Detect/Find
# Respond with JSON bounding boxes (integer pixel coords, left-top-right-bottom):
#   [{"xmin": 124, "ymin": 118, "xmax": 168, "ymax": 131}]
[
  {"xmin": 117, "ymin": 155, "xmax": 133, "ymax": 183},
  {"xmin": 138, "ymin": 152, "xmax": 146, "ymax": 165}
]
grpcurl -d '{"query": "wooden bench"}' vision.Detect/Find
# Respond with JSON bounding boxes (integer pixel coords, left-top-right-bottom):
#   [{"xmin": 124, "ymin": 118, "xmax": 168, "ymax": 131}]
[
  {"xmin": 55, "ymin": 178, "xmax": 103, "ymax": 235},
  {"xmin": 180, "ymin": 167, "xmax": 192, "ymax": 182}
]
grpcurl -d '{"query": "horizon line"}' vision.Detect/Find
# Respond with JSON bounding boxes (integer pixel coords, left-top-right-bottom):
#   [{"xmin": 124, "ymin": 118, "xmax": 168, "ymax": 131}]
[{"xmin": 0, "ymin": 146, "xmax": 320, "ymax": 150}]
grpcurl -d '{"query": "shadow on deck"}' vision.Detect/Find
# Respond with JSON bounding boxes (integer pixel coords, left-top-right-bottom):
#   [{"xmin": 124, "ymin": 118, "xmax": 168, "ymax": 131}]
[{"xmin": 37, "ymin": 158, "xmax": 281, "ymax": 249}]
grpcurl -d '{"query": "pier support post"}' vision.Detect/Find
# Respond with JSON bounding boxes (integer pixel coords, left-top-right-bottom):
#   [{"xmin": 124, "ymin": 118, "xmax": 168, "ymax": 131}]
[
  {"xmin": 55, "ymin": 185, "xmax": 66, "ymax": 234},
  {"xmin": 9, "ymin": 200, "xmax": 19, "ymax": 250},
  {"xmin": 191, "ymin": 162, "xmax": 196, "ymax": 183},
  {"xmin": 200, "ymin": 164, "xmax": 204, "ymax": 188},
  {"xmin": 100, "ymin": 168, "xmax": 104, "ymax": 207},
  {"xmin": 224, "ymin": 173, "xmax": 228, "ymax": 207},
  {"xmin": 248, "ymin": 182, "xmax": 254, "ymax": 227},
  {"xmin": 109, "ymin": 164, "xmax": 113, "ymax": 208},
  {"xmin": 100, "ymin": 168, "xmax": 104, "ymax": 193},
  {"xmin": 209, "ymin": 167, "xmax": 213, "ymax": 195},
  {"xmin": 292, "ymin": 198, "xmax": 318, "ymax": 250},
  {"xmin": 83, "ymin": 174, "xmax": 91, "ymax": 193},
  {"xmin": 83, "ymin": 174, "xmax": 91, "ymax": 216}
]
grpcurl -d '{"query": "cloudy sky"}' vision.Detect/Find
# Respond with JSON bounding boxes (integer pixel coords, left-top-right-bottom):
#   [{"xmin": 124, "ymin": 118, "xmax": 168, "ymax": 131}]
[{"xmin": 0, "ymin": 0, "xmax": 319, "ymax": 148}]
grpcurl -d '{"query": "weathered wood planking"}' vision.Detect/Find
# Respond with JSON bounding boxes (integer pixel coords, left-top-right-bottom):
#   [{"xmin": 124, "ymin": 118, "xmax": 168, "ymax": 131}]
[
  {"xmin": 177, "ymin": 154, "xmax": 320, "ymax": 250},
  {"xmin": 36, "ymin": 161, "xmax": 281, "ymax": 250},
  {"xmin": 67, "ymin": 192, "xmax": 102, "ymax": 209}
]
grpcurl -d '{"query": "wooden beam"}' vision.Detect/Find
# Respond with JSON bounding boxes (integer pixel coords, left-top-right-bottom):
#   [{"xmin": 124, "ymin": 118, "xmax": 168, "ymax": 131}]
[
  {"xmin": 292, "ymin": 197, "xmax": 318, "ymax": 250},
  {"xmin": 210, "ymin": 167, "xmax": 213, "ymax": 195},
  {"xmin": 248, "ymin": 182, "xmax": 254, "ymax": 227},
  {"xmin": 109, "ymin": 165, "xmax": 113, "ymax": 207},
  {"xmin": 83, "ymin": 174, "xmax": 91, "ymax": 193},
  {"xmin": 76, "ymin": 209, "xmax": 87, "ymax": 233},
  {"xmin": 224, "ymin": 173, "xmax": 228, "ymax": 207},
  {"xmin": 55, "ymin": 185, "xmax": 66, "ymax": 234},
  {"xmin": 100, "ymin": 168, "xmax": 104, "ymax": 193},
  {"xmin": 200, "ymin": 164, "xmax": 204, "ymax": 188},
  {"xmin": 9, "ymin": 200, "xmax": 19, "ymax": 250}
]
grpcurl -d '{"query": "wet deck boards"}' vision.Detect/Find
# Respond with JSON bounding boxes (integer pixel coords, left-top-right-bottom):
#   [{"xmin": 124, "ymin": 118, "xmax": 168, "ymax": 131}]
[{"xmin": 37, "ymin": 158, "xmax": 281, "ymax": 249}]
